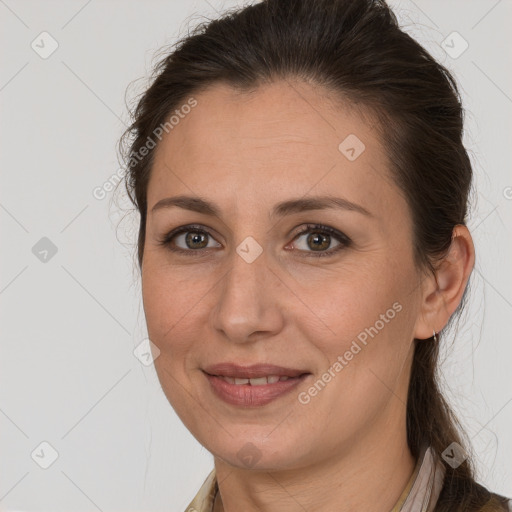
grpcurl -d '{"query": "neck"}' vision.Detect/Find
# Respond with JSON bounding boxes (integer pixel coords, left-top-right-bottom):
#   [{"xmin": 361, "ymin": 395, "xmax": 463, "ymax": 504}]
[{"xmin": 213, "ymin": 426, "xmax": 416, "ymax": 512}]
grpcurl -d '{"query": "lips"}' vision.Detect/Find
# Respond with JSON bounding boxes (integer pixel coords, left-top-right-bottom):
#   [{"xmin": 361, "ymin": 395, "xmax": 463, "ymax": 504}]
[
  {"xmin": 202, "ymin": 363, "xmax": 312, "ymax": 406},
  {"xmin": 203, "ymin": 362, "xmax": 310, "ymax": 380},
  {"xmin": 203, "ymin": 367, "xmax": 311, "ymax": 407}
]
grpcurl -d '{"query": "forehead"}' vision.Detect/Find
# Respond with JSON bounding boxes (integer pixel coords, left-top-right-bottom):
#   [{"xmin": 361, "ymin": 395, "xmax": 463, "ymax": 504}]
[{"xmin": 148, "ymin": 80, "xmax": 398, "ymax": 218}]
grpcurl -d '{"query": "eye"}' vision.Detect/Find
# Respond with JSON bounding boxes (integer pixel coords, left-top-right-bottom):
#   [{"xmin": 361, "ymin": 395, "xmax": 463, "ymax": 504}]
[
  {"xmin": 288, "ymin": 223, "xmax": 351, "ymax": 258},
  {"xmin": 157, "ymin": 223, "xmax": 351, "ymax": 258},
  {"xmin": 157, "ymin": 224, "xmax": 221, "ymax": 256}
]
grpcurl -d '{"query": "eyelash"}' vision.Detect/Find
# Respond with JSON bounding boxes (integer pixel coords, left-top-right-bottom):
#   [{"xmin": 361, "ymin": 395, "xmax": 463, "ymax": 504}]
[{"xmin": 157, "ymin": 223, "xmax": 352, "ymax": 258}]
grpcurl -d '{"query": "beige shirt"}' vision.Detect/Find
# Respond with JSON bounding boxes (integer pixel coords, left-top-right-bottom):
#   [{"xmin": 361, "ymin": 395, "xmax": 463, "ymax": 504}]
[{"xmin": 184, "ymin": 445, "xmax": 446, "ymax": 512}]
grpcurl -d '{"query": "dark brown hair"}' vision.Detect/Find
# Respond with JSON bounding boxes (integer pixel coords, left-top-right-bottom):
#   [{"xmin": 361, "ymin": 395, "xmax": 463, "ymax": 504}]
[{"xmin": 118, "ymin": 0, "xmax": 508, "ymax": 509}]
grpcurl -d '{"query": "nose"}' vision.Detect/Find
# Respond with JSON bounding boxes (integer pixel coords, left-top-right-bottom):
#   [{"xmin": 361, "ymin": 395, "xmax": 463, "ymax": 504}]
[{"xmin": 210, "ymin": 246, "xmax": 284, "ymax": 344}]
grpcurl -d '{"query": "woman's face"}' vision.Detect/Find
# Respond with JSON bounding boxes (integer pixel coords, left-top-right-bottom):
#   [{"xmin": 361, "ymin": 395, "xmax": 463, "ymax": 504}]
[{"xmin": 142, "ymin": 80, "xmax": 426, "ymax": 470}]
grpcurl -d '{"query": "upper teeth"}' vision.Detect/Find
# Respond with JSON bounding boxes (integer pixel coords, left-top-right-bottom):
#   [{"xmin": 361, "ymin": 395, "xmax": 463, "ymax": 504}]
[{"xmin": 221, "ymin": 375, "xmax": 292, "ymax": 385}]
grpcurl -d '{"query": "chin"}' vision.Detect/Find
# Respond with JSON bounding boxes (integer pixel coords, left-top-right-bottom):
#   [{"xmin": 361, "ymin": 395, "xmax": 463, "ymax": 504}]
[{"xmin": 207, "ymin": 433, "xmax": 309, "ymax": 471}]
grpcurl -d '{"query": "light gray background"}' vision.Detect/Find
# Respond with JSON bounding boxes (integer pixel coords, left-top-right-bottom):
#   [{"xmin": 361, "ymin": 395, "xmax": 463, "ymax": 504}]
[{"xmin": 1, "ymin": 0, "xmax": 511, "ymax": 510}]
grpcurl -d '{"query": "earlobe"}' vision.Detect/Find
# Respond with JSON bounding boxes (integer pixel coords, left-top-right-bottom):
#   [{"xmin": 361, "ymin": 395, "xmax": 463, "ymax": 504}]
[{"xmin": 414, "ymin": 225, "xmax": 475, "ymax": 340}]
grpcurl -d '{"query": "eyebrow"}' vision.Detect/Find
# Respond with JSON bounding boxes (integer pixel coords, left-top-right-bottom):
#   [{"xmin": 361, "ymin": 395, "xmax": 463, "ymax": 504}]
[{"xmin": 151, "ymin": 194, "xmax": 372, "ymax": 218}]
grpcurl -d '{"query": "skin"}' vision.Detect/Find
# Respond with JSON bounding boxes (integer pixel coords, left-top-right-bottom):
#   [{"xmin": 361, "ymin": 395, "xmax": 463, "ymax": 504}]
[{"xmin": 141, "ymin": 79, "xmax": 475, "ymax": 512}]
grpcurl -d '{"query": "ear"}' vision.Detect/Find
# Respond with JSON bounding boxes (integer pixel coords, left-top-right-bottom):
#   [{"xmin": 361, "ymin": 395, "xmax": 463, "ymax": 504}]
[{"xmin": 413, "ymin": 225, "xmax": 475, "ymax": 340}]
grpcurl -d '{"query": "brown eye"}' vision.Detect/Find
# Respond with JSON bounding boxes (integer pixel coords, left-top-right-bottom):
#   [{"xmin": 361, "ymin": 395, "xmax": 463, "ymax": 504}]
[
  {"xmin": 290, "ymin": 224, "xmax": 351, "ymax": 257},
  {"xmin": 306, "ymin": 232, "xmax": 332, "ymax": 251},
  {"xmin": 158, "ymin": 223, "xmax": 351, "ymax": 258},
  {"xmin": 183, "ymin": 231, "xmax": 209, "ymax": 249},
  {"xmin": 158, "ymin": 225, "xmax": 221, "ymax": 255}
]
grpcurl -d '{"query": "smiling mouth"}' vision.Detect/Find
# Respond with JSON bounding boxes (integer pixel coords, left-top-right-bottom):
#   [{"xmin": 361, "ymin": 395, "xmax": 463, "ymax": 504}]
[
  {"xmin": 203, "ymin": 370, "xmax": 311, "ymax": 407},
  {"xmin": 207, "ymin": 374, "xmax": 308, "ymax": 385}
]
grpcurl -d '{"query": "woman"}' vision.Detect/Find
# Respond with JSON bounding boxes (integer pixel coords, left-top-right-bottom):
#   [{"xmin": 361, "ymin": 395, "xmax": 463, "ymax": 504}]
[{"xmin": 119, "ymin": 0, "xmax": 511, "ymax": 510}]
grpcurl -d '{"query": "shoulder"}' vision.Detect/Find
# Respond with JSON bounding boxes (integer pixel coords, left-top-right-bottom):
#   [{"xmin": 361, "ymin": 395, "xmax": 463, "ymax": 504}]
[
  {"xmin": 477, "ymin": 492, "xmax": 512, "ymax": 512},
  {"xmin": 435, "ymin": 472, "xmax": 511, "ymax": 512}
]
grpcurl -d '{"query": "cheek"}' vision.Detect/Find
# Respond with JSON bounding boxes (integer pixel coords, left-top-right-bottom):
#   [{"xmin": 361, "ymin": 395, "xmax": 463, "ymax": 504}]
[
  {"xmin": 141, "ymin": 267, "xmax": 201, "ymax": 410},
  {"xmin": 297, "ymin": 286, "xmax": 413, "ymax": 440},
  {"xmin": 141, "ymin": 266, "xmax": 195, "ymax": 375},
  {"xmin": 141, "ymin": 259, "xmax": 221, "ymax": 393},
  {"xmin": 299, "ymin": 261, "xmax": 414, "ymax": 385},
  {"xmin": 142, "ymin": 257, "xmax": 203, "ymax": 337},
  {"xmin": 294, "ymin": 262, "xmax": 402, "ymax": 341}
]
